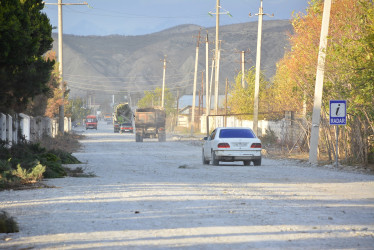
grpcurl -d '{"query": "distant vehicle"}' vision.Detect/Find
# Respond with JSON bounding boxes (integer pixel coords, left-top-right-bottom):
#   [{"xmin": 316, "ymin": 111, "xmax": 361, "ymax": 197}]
[
  {"xmin": 85, "ymin": 115, "xmax": 98, "ymax": 130},
  {"xmin": 104, "ymin": 113, "xmax": 112, "ymax": 121},
  {"xmin": 135, "ymin": 107, "xmax": 166, "ymax": 142},
  {"xmin": 113, "ymin": 103, "xmax": 133, "ymax": 133},
  {"xmin": 120, "ymin": 122, "xmax": 133, "ymax": 133},
  {"xmin": 202, "ymin": 127, "xmax": 262, "ymax": 166}
]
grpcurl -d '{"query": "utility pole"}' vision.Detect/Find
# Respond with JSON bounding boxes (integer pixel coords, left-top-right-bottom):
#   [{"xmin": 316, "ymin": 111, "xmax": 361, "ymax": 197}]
[
  {"xmin": 207, "ymin": 58, "xmax": 215, "ymax": 137},
  {"xmin": 205, "ymin": 33, "xmax": 209, "ymax": 115},
  {"xmin": 201, "ymin": 71, "xmax": 204, "ymax": 115},
  {"xmin": 241, "ymin": 51, "xmax": 245, "ymax": 88},
  {"xmin": 161, "ymin": 56, "xmax": 167, "ymax": 108},
  {"xmin": 251, "ymin": 0, "xmax": 273, "ymax": 136},
  {"xmin": 44, "ymin": 1, "xmax": 88, "ymax": 133},
  {"xmin": 235, "ymin": 49, "xmax": 250, "ymax": 88},
  {"xmin": 176, "ymin": 90, "xmax": 180, "ymax": 126},
  {"xmin": 214, "ymin": 41, "xmax": 221, "ymax": 116},
  {"xmin": 225, "ymin": 78, "xmax": 228, "ymax": 127},
  {"xmin": 309, "ymin": 0, "xmax": 332, "ymax": 164},
  {"xmin": 57, "ymin": 0, "xmax": 64, "ymax": 133},
  {"xmin": 191, "ymin": 30, "xmax": 201, "ymax": 135},
  {"xmin": 199, "ymin": 71, "xmax": 204, "ymax": 117},
  {"xmin": 209, "ymin": 1, "xmax": 231, "ymax": 116},
  {"xmin": 214, "ymin": 0, "xmax": 220, "ymax": 116}
]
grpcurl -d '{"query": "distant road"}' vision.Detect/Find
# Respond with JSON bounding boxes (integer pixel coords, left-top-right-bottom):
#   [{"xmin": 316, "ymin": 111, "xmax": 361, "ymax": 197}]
[{"xmin": 1, "ymin": 120, "xmax": 374, "ymax": 249}]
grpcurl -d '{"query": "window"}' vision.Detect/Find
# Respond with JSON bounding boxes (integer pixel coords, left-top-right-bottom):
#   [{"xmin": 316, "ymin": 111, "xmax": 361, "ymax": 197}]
[
  {"xmin": 209, "ymin": 130, "xmax": 217, "ymax": 140},
  {"xmin": 219, "ymin": 129, "xmax": 255, "ymax": 138}
]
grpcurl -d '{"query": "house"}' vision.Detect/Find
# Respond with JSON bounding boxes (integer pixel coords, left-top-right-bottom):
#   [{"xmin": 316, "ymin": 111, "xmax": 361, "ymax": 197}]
[{"xmin": 176, "ymin": 95, "xmax": 226, "ymax": 128}]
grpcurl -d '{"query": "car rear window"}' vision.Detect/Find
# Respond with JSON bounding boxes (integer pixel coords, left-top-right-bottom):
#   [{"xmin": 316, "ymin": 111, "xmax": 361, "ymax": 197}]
[{"xmin": 219, "ymin": 129, "xmax": 255, "ymax": 138}]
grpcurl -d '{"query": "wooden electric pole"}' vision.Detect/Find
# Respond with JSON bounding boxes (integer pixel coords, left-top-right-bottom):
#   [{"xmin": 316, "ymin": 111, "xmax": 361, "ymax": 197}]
[
  {"xmin": 45, "ymin": 1, "xmax": 88, "ymax": 133},
  {"xmin": 191, "ymin": 30, "xmax": 201, "ymax": 135},
  {"xmin": 309, "ymin": 0, "xmax": 332, "ymax": 164},
  {"xmin": 205, "ymin": 33, "xmax": 209, "ymax": 115},
  {"xmin": 225, "ymin": 78, "xmax": 228, "ymax": 127},
  {"xmin": 161, "ymin": 56, "xmax": 167, "ymax": 108},
  {"xmin": 252, "ymin": 0, "xmax": 273, "ymax": 136}
]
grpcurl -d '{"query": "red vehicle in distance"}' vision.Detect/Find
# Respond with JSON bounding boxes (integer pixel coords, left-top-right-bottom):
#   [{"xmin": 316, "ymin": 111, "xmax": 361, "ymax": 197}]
[{"xmin": 85, "ymin": 115, "xmax": 98, "ymax": 130}]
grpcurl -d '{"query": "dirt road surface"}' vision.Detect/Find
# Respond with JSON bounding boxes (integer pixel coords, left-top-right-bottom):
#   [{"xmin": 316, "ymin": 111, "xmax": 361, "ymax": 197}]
[{"xmin": 1, "ymin": 121, "xmax": 374, "ymax": 249}]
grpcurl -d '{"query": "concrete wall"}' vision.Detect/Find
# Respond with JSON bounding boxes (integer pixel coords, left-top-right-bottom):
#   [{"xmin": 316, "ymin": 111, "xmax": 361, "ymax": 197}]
[
  {"xmin": 200, "ymin": 113, "xmax": 306, "ymax": 146},
  {"xmin": 0, "ymin": 113, "xmax": 71, "ymax": 145},
  {"xmin": 19, "ymin": 113, "xmax": 30, "ymax": 141},
  {"xmin": 0, "ymin": 113, "xmax": 6, "ymax": 141}
]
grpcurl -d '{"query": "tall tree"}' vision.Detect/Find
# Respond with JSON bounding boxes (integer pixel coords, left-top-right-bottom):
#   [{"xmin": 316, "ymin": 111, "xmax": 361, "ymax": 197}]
[
  {"xmin": 227, "ymin": 67, "xmax": 271, "ymax": 120},
  {"xmin": 0, "ymin": 0, "xmax": 54, "ymax": 113},
  {"xmin": 270, "ymin": 0, "xmax": 374, "ymax": 164}
]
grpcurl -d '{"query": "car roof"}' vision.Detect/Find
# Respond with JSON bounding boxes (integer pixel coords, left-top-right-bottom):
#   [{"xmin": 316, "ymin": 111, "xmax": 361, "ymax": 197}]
[{"xmin": 215, "ymin": 127, "xmax": 253, "ymax": 130}]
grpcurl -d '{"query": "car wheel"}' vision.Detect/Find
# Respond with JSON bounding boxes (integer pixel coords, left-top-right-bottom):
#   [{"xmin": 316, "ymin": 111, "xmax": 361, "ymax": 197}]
[
  {"xmin": 253, "ymin": 158, "xmax": 262, "ymax": 166},
  {"xmin": 202, "ymin": 150, "xmax": 209, "ymax": 165},
  {"xmin": 136, "ymin": 134, "xmax": 142, "ymax": 142},
  {"xmin": 212, "ymin": 151, "xmax": 219, "ymax": 166},
  {"xmin": 243, "ymin": 160, "xmax": 251, "ymax": 166},
  {"xmin": 158, "ymin": 134, "xmax": 166, "ymax": 142}
]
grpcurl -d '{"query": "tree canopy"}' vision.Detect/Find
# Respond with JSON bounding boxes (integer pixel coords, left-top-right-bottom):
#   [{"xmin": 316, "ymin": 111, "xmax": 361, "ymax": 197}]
[
  {"xmin": 268, "ymin": 0, "xmax": 373, "ymax": 164},
  {"xmin": 137, "ymin": 87, "xmax": 175, "ymax": 116},
  {"xmin": 227, "ymin": 67, "xmax": 272, "ymax": 120},
  {"xmin": 0, "ymin": 0, "xmax": 54, "ymax": 113}
]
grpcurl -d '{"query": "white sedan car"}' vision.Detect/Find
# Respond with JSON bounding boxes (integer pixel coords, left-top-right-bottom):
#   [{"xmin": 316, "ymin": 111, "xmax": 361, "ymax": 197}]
[{"xmin": 202, "ymin": 127, "xmax": 262, "ymax": 166}]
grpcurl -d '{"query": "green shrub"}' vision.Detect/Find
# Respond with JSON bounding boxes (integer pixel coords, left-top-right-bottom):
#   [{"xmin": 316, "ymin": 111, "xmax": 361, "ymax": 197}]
[
  {"xmin": 50, "ymin": 149, "xmax": 81, "ymax": 164},
  {"xmin": 43, "ymin": 162, "xmax": 66, "ymax": 178},
  {"xmin": 0, "ymin": 138, "xmax": 83, "ymax": 189},
  {"xmin": 12, "ymin": 163, "xmax": 46, "ymax": 183},
  {"xmin": 261, "ymin": 128, "xmax": 278, "ymax": 147},
  {"xmin": 0, "ymin": 211, "xmax": 19, "ymax": 233},
  {"xmin": 0, "ymin": 159, "xmax": 19, "ymax": 188}
]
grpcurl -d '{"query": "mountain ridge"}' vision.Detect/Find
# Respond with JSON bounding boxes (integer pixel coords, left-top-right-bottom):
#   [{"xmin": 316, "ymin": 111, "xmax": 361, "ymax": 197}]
[{"xmin": 52, "ymin": 20, "xmax": 292, "ymax": 105}]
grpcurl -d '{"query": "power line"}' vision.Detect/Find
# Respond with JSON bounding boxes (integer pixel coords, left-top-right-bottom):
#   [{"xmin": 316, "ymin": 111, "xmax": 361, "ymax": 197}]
[
  {"xmin": 66, "ymin": 78, "xmax": 193, "ymax": 88},
  {"xmin": 68, "ymin": 83, "xmax": 192, "ymax": 93},
  {"xmin": 63, "ymin": 71, "xmax": 193, "ymax": 81},
  {"xmin": 46, "ymin": 3, "xmax": 208, "ymax": 20}
]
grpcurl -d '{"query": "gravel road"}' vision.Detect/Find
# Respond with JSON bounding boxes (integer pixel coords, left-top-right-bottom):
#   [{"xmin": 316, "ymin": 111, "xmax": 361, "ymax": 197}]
[{"xmin": 1, "ymin": 121, "xmax": 374, "ymax": 249}]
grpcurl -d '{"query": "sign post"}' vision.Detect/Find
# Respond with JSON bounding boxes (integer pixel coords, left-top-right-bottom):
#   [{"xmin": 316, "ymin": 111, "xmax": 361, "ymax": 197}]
[{"xmin": 329, "ymin": 100, "xmax": 347, "ymax": 167}]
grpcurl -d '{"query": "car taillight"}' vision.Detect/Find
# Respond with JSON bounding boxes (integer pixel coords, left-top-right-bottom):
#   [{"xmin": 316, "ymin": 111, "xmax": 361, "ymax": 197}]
[
  {"xmin": 251, "ymin": 143, "xmax": 262, "ymax": 148},
  {"xmin": 218, "ymin": 143, "xmax": 230, "ymax": 148}
]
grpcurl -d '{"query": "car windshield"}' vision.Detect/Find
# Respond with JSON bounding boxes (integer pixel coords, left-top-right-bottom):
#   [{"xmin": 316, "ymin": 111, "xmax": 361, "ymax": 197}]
[
  {"xmin": 121, "ymin": 123, "xmax": 132, "ymax": 126},
  {"xmin": 219, "ymin": 129, "xmax": 255, "ymax": 138}
]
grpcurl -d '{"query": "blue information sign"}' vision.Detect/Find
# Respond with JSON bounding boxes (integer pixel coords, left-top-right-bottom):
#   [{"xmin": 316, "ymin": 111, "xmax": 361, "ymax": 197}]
[{"xmin": 330, "ymin": 100, "xmax": 347, "ymax": 125}]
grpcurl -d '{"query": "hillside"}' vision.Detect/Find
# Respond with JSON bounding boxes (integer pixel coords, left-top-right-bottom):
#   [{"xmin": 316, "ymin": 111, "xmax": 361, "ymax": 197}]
[{"xmin": 52, "ymin": 20, "xmax": 292, "ymax": 106}]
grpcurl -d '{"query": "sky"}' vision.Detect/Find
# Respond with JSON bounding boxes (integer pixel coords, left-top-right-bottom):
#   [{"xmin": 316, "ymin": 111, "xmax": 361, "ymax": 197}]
[{"xmin": 42, "ymin": 0, "xmax": 310, "ymax": 36}]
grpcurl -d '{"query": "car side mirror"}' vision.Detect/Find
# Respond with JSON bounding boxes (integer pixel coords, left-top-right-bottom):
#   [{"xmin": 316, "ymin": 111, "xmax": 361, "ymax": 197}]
[{"xmin": 203, "ymin": 137, "xmax": 208, "ymax": 141}]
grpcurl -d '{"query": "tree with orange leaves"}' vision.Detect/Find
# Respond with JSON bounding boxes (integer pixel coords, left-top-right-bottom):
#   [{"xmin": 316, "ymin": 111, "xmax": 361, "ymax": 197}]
[{"xmin": 269, "ymin": 0, "xmax": 373, "ymax": 164}]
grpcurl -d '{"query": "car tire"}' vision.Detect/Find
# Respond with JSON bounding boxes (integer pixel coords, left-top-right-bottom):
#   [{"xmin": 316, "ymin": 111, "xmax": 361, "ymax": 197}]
[
  {"xmin": 253, "ymin": 158, "xmax": 262, "ymax": 166},
  {"xmin": 212, "ymin": 151, "xmax": 219, "ymax": 166},
  {"xmin": 202, "ymin": 150, "xmax": 209, "ymax": 165},
  {"xmin": 158, "ymin": 134, "xmax": 166, "ymax": 142},
  {"xmin": 243, "ymin": 160, "xmax": 251, "ymax": 166},
  {"xmin": 136, "ymin": 134, "xmax": 143, "ymax": 142}
]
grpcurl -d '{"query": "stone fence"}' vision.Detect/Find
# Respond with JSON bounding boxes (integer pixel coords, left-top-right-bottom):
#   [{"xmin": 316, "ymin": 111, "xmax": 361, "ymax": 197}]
[{"xmin": 0, "ymin": 113, "xmax": 71, "ymax": 146}]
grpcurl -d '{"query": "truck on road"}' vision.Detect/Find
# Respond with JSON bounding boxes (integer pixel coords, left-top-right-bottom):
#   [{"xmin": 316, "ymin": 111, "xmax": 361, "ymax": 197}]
[
  {"xmin": 113, "ymin": 103, "xmax": 133, "ymax": 133},
  {"xmin": 135, "ymin": 107, "xmax": 166, "ymax": 142}
]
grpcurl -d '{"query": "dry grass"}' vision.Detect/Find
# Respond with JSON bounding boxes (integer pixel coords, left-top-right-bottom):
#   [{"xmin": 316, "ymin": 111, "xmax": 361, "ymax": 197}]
[
  {"xmin": 265, "ymin": 147, "xmax": 374, "ymax": 173},
  {"xmin": 37, "ymin": 132, "xmax": 85, "ymax": 153}
]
